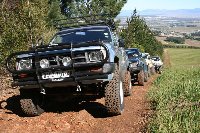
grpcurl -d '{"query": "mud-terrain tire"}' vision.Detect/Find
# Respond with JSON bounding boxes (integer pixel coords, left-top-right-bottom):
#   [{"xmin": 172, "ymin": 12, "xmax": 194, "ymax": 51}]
[
  {"xmin": 105, "ymin": 64, "xmax": 124, "ymax": 115},
  {"xmin": 138, "ymin": 70, "xmax": 145, "ymax": 86},
  {"xmin": 150, "ymin": 67, "xmax": 155, "ymax": 75},
  {"xmin": 159, "ymin": 71, "xmax": 162, "ymax": 74},
  {"xmin": 20, "ymin": 94, "xmax": 44, "ymax": 117},
  {"xmin": 123, "ymin": 70, "xmax": 132, "ymax": 97},
  {"xmin": 144, "ymin": 71, "xmax": 148, "ymax": 82},
  {"xmin": 147, "ymin": 67, "xmax": 151, "ymax": 77},
  {"xmin": 158, "ymin": 69, "xmax": 162, "ymax": 74}
]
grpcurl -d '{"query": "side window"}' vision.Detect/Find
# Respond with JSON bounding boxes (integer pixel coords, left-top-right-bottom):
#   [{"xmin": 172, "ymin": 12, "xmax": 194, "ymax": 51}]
[{"xmin": 53, "ymin": 35, "xmax": 62, "ymax": 43}]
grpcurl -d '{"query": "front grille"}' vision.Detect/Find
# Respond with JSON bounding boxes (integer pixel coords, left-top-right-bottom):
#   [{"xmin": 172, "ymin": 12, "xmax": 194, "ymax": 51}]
[
  {"xmin": 39, "ymin": 54, "xmax": 71, "ymax": 67},
  {"xmin": 73, "ymin": 51, "xmax": 87, "ymax": 63},
  {"xmin": 34, "ymin": 43, "xmax": 107, "ymax": 70},
  {"xmin": 6, "ymin": 41, "xmax": 109, "ymax": 75},
  {"xmin": 38, "ymin": 51, "xmax": 90, "ymax": 68}
]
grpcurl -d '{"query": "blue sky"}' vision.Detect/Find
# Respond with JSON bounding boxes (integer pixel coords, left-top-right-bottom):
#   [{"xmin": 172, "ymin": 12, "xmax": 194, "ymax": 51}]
[{"xmin": 122, "ymin": 0, "xmax": 200, "ymax": 11}]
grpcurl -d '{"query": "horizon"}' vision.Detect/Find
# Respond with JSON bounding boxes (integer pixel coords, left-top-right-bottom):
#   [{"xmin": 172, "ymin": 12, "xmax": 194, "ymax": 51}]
[
  {"xmin": 122, "ymin": 8, "xmax": 200, "ymax": 11},
  {"xmin": 122, "ymin": 0, "xmax": 200, "ymax": 11}
]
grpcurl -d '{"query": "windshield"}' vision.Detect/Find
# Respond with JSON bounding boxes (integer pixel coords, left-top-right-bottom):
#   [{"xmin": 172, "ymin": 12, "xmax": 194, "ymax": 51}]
[
  {"xmin": 152, "ymin": 57, "xmax": 160, "ymax": 61},
  {"xmin": 50, "ymin": 27, "xmax": 112, "ymax": 44},
  {"xmin": 126, "ymin": 49, "xmax": 140, "ymax": 56},
  {"xmin": 127, "ymin": 52, "xmax": 139, "ymax": 59}
]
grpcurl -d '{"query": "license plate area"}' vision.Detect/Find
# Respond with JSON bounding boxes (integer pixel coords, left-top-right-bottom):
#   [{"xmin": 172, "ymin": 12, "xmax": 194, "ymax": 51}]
[{"xmin": 42, "ymin": 71, "xmax": 70, "ymax": 80}]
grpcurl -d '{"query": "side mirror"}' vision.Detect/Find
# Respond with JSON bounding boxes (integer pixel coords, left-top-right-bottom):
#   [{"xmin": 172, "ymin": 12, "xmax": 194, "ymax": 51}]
[{"xmin": 118, "ymin": 39, "xmax": 125, "ymax": 47}]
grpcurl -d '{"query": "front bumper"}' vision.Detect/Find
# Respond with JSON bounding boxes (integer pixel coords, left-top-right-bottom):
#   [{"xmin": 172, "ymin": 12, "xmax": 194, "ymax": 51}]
[
  {"xmin": 12, "ymin": 74, "xmax": 111, "ymax": 89},
  {"xmin": 11, "ymin": 62, "xmax": 115, "ymax": 89},
  {"xmin": 7, "ymin": 42, "xmax": 116, "ymax": 89},
  {"xmin": 129, "ymin": 66, "xmax": 143, "ymax": 73}
]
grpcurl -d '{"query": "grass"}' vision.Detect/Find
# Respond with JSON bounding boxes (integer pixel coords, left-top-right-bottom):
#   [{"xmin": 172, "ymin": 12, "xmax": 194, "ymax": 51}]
[
  {"xmin": 168, "ymin": 48, "xmax": 200, "ymax": 68},
  {"xmin": 148, "ymin": 48, "xmax": 200, "ymax": 133}
]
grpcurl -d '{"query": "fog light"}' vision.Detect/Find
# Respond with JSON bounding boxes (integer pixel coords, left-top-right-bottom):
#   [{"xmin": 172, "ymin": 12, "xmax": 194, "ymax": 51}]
[
  {"xmin": 62, "ymin": 57, "xmax": 71, "ymax": 66},
  {"xmin": 40, "ymin": 59, "xmax": 49, "ymax": 68}
]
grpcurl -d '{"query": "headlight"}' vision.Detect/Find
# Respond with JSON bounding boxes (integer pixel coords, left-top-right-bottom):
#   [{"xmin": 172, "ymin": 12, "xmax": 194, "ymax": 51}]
[
  {"xmin": 88, "ymin": 51, "xmax": 104, "ymax": 62},
  {"xmin": 62, "ymin": 57, "xmax": 71, "ymax": 66},
  {"xmin": 40, "ymin": 59, "xmax": 49, "ymax": 68},
  {"xmin": 17, "ymin": 59, "xmax": 32, "ymax": 70}
]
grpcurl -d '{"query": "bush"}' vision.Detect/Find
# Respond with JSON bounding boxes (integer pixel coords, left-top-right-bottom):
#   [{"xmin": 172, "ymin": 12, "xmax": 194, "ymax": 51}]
[
  {"xmin": 165, "ymin": 36, "xmax": 185, "ymax": 44},
  {"xmin": 0, "ymin": 0, "xmax": 58, "ymax": 67}
]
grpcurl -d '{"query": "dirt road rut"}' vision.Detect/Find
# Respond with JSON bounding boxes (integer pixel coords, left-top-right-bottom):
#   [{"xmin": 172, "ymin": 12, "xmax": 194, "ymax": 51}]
[{"xmin": 0, "ymin": 75, "xmax": 157, "ymax": 133}]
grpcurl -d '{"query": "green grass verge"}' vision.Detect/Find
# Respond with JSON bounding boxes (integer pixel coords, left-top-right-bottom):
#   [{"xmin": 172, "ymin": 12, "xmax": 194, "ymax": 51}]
[
  {"xmin": 168, "ymin": 48, "xmax": 200, "ymax": 68},
  {"xmin": 148, "ymin": 48, "xmax": 200, "ymax": 133}
]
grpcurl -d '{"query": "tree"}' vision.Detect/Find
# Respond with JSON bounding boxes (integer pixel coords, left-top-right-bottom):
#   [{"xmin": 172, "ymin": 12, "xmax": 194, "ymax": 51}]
[
  {"xmin": 120, "ymin": 9, "xmax": 163, "ymax": 56},
  {"xmin": 47, "ymin": 0, "xmax": 66, "ymax": 24},
  {"xmin": 60, "ymin": 0, "xmax": 127, "ymax": 18},
  {"xmin": 165, "ymin": 37, "xmax": 185, "ymax": 44},
  {"xmin": 0, "ymin": 0, "xmax": 59, "ymax": 65}
]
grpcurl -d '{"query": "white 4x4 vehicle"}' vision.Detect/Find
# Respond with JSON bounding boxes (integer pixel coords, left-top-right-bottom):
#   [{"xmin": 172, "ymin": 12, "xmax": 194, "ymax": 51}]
[
  {"xmin": 151, "ymin": 56, "xmax": 163, "ymax": 74},
  {"xmin": 143, "ymin": 53, "xmax": 155, "ymax": 76}
]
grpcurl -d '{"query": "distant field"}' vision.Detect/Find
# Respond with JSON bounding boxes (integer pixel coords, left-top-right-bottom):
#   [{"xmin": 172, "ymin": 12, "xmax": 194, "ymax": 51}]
[
  {"xmin": 148, "ymin": 48, "xmax": 200, "ymax": 133},
  {"xmin": 156, "ymin": 36, "xmax": 200, "ymax": 47},
  {"xmin": 170, "ymin": 26, "xmax": 200, "ymax": 33},
  {"xmin": 168, "ymin": 48, "xmax": 200, "ymax": 67},
  {"xmin": 185, "ymin": 39, "xmax": 200, "ymax": 47}
]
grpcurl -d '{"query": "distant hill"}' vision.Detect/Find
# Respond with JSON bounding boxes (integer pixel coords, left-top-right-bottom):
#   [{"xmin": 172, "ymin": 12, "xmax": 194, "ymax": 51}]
[{"xmin": 119, "ymin": 8, "xmax": 200, "ymax": 17}]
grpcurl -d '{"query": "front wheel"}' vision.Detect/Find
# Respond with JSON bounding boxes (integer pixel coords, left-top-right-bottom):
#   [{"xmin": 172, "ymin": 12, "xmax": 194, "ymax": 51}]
[
  {"xmin": 105, "ymin": 64, "xmax": 124, "ymax": 115},
  {"xmin": 123, "ymin": 70, "xmax": 132, "ymax": 97},
  {"xmin": 144, "ymin": 71, "xmax": 148, "ymax": 82},
  {"xmin": 150, "ymin": 67, "xmax": 156, "ymax": 75},
  {"xmin": 138, "ymin": 70, "xmax": 145, "ymax": 86},
  {"xmin": 147, "ymin": 67, "xmax": 151, "ymax": 77},
  {"xmin": 20, "ymin": 91, "xmax": 44, "ymax": 117},
  {"xmin": 158, "ymin": 67, "xmax": 162, "ymax": 74}
]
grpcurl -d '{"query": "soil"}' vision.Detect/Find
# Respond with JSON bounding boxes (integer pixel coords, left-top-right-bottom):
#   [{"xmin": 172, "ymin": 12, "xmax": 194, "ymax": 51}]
[
  {"xmin": 0, "ymin": 69, "xmax": 160, "ymax": 133},
  {"xmin": 185, "ymin": 39, "xmax": 200, "ymax": 47}
]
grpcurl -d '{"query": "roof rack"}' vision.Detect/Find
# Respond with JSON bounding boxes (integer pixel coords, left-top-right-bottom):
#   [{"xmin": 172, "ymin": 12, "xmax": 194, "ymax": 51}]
[{"xmin": 53, "ymin": 14, "xmax": 116, "ymax": 30}]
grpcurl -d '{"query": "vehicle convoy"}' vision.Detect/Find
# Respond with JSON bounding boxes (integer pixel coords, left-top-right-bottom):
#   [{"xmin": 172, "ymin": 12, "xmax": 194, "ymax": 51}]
[
  {"xmin": 151, "ymin": 56, "xmax": 163, "ymax": 74},
  {"xmin": 126, "ymin": 48, "xmax": 148, "ymax": 86},
  {"xmin": 6, "ymin": 17, "xmax": 132, "ymax": 116},
  {"xmin": 143, "ymin": 53, "xmax": 155, "ymax": 76}
]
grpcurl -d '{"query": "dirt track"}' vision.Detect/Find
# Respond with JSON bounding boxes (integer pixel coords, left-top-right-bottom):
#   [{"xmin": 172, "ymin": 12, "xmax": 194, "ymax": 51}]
[
  {"xmin": 0, "ymin": 49, "xmax": 172, "ymax": 133},
  {"xmin": 0, "ymin": 73, "xmax": 158, "ymax": 133}
]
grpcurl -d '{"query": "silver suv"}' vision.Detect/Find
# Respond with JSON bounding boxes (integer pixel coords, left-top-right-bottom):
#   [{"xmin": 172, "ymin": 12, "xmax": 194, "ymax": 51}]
[{"xmin": 6, "ymin": 20, "xmax": 131, "ymax": 116}]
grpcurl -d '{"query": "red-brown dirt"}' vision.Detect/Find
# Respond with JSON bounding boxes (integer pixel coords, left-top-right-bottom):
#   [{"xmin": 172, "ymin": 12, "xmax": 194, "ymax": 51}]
[
  {"xmin": 0, "ymin": 75, "xmax": 157, "ymax": 133},
  {"xmin": 0, "ymin": 59, "xmax": 164, "ymax": 133}
]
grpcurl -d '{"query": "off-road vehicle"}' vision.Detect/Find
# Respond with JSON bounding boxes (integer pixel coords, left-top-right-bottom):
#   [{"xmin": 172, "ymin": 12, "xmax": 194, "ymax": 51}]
[
  {"xmin": 143, "ymin": 53, "xmax": 155, "ymax": 76},
  {"xmin": 151, "ymin": 56, "xmax": 163, "ymax": 74},
  {"xmin": 6, "ymin": 17, "xmax": 132, "ymax": 116},
  {"xmin": 126, "ymin": 48, "xmax": 148, "ymax": 86}
]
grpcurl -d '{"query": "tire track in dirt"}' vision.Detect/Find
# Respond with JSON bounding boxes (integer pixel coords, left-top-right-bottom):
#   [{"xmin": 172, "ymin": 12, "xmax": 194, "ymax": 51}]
[{"xmin": 0, "ymin": 75, "xmax": 158, "ymax": 133}]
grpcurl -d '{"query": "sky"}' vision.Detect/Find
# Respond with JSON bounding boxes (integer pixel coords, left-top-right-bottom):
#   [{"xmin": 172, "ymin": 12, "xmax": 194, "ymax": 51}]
[{"xmin": 122, "ymin": 0, "xmax": 200, "ymax": 11}]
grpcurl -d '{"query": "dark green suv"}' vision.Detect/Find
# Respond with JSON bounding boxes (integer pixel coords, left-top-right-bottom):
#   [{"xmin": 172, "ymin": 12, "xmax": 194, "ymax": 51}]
[
  {"xmin": 126, "ymin": 48, "xmax": 148, "ymax": 86},
  {"xmin": 6, "ymin": 18, "xmax": 132, "ymax": 116}
]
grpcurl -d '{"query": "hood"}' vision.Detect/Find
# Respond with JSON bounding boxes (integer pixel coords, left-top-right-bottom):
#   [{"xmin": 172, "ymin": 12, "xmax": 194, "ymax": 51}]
[
  {"xmin": 129, "ymin": 57, "xmax": 139, "ymax": 63},
  {"xmin": 17, "ymin": 42, "xmax": 109, "ymax": 59}
]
